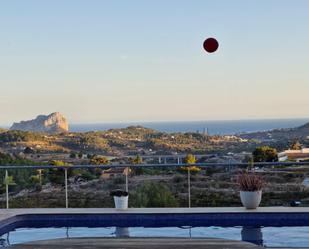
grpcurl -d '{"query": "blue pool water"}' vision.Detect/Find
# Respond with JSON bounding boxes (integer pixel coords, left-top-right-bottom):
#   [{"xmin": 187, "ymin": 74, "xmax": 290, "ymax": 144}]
[{"xmin": 2, "ymin": 226, "xmax": 309, "ymax": 248}]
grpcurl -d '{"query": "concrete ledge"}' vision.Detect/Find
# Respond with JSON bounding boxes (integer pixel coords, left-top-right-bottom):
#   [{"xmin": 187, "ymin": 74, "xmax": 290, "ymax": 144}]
[
  {"xmin": 8, "ymin": 238, "xmax": 261, "ymax": 249},
  {"xmin": 2, "ymin": 206, "xmax": 309, "ymax": 216}
]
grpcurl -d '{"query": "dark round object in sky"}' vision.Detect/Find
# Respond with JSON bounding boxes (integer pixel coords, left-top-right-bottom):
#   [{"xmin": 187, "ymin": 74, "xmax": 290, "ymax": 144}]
[{"xmin": 203, "ymin": 38, "xmax": 219, "ymax": 53}]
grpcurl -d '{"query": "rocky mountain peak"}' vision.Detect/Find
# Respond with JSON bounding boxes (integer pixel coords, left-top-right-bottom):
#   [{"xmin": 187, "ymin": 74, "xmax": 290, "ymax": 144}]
[{"xmin": 10, "ymin": 112, "xmax": 69, "ymax": 133}]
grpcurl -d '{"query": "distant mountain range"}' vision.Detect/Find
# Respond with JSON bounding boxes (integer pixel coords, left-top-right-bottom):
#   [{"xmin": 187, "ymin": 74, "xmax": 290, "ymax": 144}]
[{"xmin": 240, "ymin": 122, "xmax": 309, "ymax": 140}]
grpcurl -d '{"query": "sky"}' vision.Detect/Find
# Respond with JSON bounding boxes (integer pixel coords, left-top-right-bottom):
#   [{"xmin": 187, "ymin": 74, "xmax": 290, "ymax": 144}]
[{"xmin": 0, "ymin": 0, "xmax": 309, "ymax": 125}]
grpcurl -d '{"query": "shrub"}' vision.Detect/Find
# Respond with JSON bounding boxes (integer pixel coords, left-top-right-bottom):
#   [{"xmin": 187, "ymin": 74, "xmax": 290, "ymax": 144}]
[
  {"xmin": 90, "ymin": 156, "xmax": 109, "ymax": 165},
  {"xmin": 133, "ymin": 182, "xmax": 178, "ymax": 207},
  {"xmin": 48, "ymin": 160, "xmax": 72, "ymax": 185},
  {"xmin": 236, "ymin": 171, "xmax": 264, "ymax": 191}
]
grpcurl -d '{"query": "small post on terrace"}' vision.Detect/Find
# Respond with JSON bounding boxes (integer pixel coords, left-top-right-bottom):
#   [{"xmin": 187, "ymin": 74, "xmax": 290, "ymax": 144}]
[
  {"xmin": 64, "ymin": 168, "xmax": 68, "ymax": 208},
  {"xmin": 188, "ymin": 167, "xmax": 191, "ymax": 208}
]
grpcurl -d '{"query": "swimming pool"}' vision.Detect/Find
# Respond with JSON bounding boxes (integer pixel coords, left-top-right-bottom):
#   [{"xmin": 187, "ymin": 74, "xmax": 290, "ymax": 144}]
[
  {"xmin": 2, "ymin": 208, "xmax": 309, "ymax": 248},
  {"xmin": 2, "ymin": 225, "xmax": 309, "ymax": 248}
]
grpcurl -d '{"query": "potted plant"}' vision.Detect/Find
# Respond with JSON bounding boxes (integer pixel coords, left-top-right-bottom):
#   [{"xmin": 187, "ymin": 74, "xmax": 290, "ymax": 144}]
[
  {"xmin": 110, "ymin": 189, "xmax": 129, "ymax": 210},
  {"xmin": 236, "ymin": 171, "xmax": 264, "ymax": 209}
]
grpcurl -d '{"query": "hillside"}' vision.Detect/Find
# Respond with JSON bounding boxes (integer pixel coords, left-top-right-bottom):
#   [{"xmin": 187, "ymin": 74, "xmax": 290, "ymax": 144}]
[
  {"xmin": 240, "ymin": 122, "xmax": 309, "ymax": 141},
  {"xmin": 298, "ymin": 122, "xmax": 309, "ymax": 132},
  {"xmin": 0, "ymin": 126, "xmax": 251, "ymax": 156},
  {"xmin": 0, "ymin": 128, "xmax": 7, "ymax": 133}
]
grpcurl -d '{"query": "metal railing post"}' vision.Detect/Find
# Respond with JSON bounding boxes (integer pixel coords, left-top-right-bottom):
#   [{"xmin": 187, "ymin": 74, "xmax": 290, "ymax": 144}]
[
  {"xmin": 64, "ymin": 168, "xmax": 68, "ymax": 208},
  {"xmin": 38, "ymin": 169, "xmax": 42, "ymax": 185},
  {"xmin": 5, "ymin": 170, "xmax": 9, "ymax": 209},
  {"xmin": 125, "ymin": 167, "xmax": 129, "ymax": 192},
  {"xmin": 188, "ymin": 167, "xmax": 191, "ymax": 208}
]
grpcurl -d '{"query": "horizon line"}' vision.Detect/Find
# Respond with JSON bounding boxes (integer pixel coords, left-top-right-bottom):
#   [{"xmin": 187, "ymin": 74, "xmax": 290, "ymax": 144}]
[{"xmin": 1, "ymin": 116, "xmax": 309, "ymax": 129}]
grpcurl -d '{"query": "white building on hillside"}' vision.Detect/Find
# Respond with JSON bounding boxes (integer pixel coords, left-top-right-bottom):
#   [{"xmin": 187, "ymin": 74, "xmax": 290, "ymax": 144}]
[{"xmin": 278, "ymin": 148, "xmax": 309, "ymax": 162}]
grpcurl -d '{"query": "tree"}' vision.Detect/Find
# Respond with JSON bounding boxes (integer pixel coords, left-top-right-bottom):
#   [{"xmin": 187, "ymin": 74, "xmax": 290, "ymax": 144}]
[
  {"xmin": 24, "ymin": 147, "xmax": 35, "ymax": 154},
  {"xmin": 184, "ymin": 154, "xmax": 196, "ymax": 164},
  {"xmin": 130, "ymin": 155, "xmax": 143, "ymax": 175},
  {"xmin": 49, "ymin": 160, "xmax": 71, "ymax": 166},
  {"xmin": 69, "ymin": 152, "xmax": 77, "ymax": 159},
  {"xmin": 252, "ymin": 146, "xmax": 278, "ymax": 162},
  {"xmin": 291, "ymin": 141, "xmax": 302, "ymax": 150},
  {"xmin": 89, "ymin": 156, "xmax": 109, "ymax": 165},
  {"xmin": 179, "ymin": 154, "xmax": 200, "ymax": 173},
  {"xmin": 129, "ymin": 155, "xmax": 143, "ymax": 164}
]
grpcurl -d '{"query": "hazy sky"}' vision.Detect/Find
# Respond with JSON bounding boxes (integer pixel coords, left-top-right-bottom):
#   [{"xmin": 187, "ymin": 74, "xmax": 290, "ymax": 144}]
[{"xmin": 1, "ymin": 0, "xmax": 308, "ymax": 125}]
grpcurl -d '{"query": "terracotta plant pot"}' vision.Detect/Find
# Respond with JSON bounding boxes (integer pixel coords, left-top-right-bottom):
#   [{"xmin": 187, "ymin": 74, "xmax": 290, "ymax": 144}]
[{"xmin": 240, "ymin": 190, "xmax": 262, "ymax": 209}]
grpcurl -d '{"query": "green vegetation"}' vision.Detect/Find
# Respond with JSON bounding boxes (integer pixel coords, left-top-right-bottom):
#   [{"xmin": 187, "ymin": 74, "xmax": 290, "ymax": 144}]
[
  {"xmin": 89, "ymin": 156, "xmax": 109, "ymax": 165},
  {"xmin": 252, "ymin": 146, "xmax": 278, "ymax": 162},
  {"xmin": 129, "ymin": 155, "xmax": 144, "ymax": 175},
  {"xmin": 0, "ymin": 152, "xmax": 42, "ymax": 191},
  {"xmin": 0, "ymin": 130, "xmax": 44, "ymax": 142},
  {"xmin": 129, "ymin": 155, "xmax": 143, "ymax": 164},
  {"xmin": 132, "ymin": 182, "xmax": 178, "ymax": 207},
  {"xmin": 184, "ymin": 154, "xmax": 196, "ymax": 164},
  {"xmin": 0, "ymin": 152, "xmax": 37, "ymax": 166},
  {"xmin": 47, "ymin": 160, "xmax": 72, "ymax": 184},
  {"xmin": 0, "ymin": 128, "xmax": 7, "ymax": 133}
]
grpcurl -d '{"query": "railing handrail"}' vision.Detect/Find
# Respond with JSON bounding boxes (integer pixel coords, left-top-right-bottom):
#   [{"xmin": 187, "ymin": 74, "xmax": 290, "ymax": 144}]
[{"xmin": 0, "ymin": 161, "xmax": 308, "ymax": 170}]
